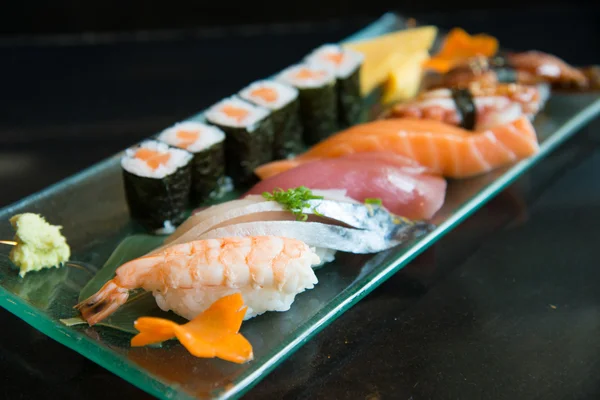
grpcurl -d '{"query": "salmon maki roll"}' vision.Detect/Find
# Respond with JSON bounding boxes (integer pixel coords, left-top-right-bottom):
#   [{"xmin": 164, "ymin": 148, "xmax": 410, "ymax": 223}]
[
  {"xmin": 121, "ymin": 140, "xmax": 193, "ymax": 233},
  {"xmin": 205, "ymin": 96, "xmax": 274, "ymax": 186},
  {"xmin": 255, "ymin": 117, "xmax": 539, "ymax": 180},
  {"xmin": 239, "ymin": 80, "xmax": 304, "ymax": 158},
  {"xmin": 157, "ymin": 121, "xmax": 227, "ymax": 203},
  {"xmin": 305, "ymin": 44, "xmax": 365, "ymax": 128},
  {"xmin": 276, "ymin": 64, "xmax": 338, "ymax": 145}
]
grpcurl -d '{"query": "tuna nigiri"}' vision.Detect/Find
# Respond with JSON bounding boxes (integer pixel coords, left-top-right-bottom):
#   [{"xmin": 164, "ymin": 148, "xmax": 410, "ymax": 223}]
[
  {"xmin": 75, "ymin": 236, "xmax": 320, "ymax": 326},
  {"xmin": 255, "ymin": 116, "xmax": 539, "ymax": 180},
  {"xmin": 246, "ymin": 152, "xmax": 446, "ymax": 220}
]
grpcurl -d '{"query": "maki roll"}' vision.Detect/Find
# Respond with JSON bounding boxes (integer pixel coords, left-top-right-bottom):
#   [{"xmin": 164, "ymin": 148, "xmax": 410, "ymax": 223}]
[
  {"xmin": 239, "ymin": 80, "xmax": 304, "ymax": 158},
  {"xmin": 306, "ymin": 44, "xmax": 365, "ymax": 128},
  {"xmin": 276, "ymin": 64, "xmax": 338, "ymax": 146},
  {"xmin": 121, "ymin": 140, "xmax": 193, "ymax": 233},
  {"xmin": 205, "ymin": 96, "xmax": 274, "ymax": 186},
  {"xmin": 157, "ymin": 121, "xmax": 227, "ymax": 203}
]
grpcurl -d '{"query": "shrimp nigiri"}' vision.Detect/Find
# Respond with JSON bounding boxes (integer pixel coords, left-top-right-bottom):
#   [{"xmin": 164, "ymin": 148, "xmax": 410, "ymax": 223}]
[{"xmin": 75, "ymin": 236, "xmax": 320, "ymax": 326}]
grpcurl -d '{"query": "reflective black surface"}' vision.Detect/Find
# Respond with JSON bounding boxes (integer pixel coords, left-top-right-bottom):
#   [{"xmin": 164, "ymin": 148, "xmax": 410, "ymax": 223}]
[{"xmin": 1, "ymin": 8, "xmax": 599, "ymax": 400}]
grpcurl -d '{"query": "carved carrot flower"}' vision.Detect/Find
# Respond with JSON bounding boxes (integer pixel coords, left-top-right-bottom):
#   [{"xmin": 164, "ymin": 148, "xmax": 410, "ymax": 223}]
[{"xmin": 131, "ymin": 293, "xmax": 254, "ymax": 364}]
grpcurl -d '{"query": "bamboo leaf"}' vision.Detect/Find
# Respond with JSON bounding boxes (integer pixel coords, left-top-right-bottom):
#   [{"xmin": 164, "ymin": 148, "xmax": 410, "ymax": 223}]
[{"xmin": 71, "ymin": 234, "xmax": 185, "ymax": 334}]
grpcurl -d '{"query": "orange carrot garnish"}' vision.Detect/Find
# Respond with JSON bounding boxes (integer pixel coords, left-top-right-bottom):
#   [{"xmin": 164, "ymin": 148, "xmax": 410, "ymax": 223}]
[
  {"xmin": 131, "ymin": 293, "xmax": 253, "ymax": 364},
  {"xmin": 424, "ymin": 28, "xmax": 499, "ymax": 73}
]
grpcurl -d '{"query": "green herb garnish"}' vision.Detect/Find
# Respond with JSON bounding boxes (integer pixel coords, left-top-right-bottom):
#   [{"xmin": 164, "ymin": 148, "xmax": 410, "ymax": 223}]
[
  {"xmin": 364, "ymin": 198, "xmax": 383, "ymax": 206},
  {"xmin": 262, "ymin": 186, "xmax": 324, "ymax": 221}
]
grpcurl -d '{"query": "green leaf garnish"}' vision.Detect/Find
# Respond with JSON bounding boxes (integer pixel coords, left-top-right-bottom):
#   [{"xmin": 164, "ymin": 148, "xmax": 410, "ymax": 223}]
[
  {"xmin": 364, "ymin": 198, "xmax": 383, "ymax": 206},
  {"xmin": 262, "ymin": 186, "xmax": 324, "ymax": 221}
]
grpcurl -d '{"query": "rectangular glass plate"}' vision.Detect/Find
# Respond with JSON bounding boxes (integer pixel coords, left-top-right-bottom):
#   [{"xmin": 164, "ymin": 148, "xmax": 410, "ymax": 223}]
[{"xmin": 1, "ymin": 12, "xmax": 599, "ymax": 400}]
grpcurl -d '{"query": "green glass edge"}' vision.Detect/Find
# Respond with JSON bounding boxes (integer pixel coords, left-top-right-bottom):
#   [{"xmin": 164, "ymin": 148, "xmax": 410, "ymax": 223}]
[{"xmin": 0, "ymin": 12, "xmax": 599, "ymax": 400}]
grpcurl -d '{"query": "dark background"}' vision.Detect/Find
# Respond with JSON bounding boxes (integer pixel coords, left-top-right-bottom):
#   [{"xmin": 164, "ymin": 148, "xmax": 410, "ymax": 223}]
[
  {"xmin": 1, "ymin": 3, "xmax": 600, "ymax": 400},
  {"xmin": 0, "ymin": 0, "xmax": 595, "ymax": 35}
]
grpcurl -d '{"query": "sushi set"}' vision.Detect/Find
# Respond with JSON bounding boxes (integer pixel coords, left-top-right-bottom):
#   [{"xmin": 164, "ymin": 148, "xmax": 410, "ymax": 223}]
[{"xmin": 1, "ymin": 12, "xmax": 600, "ymax": 400}]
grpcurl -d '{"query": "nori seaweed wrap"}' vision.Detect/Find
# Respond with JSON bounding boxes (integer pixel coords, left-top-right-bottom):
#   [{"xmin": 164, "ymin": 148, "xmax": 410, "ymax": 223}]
[
  {"xmin": 306, "ymin": 44, "xmax": 365, "ymax": 128},
  {"xmin": 451, "ymin": 87, "xmax": 476, "ymax": 130},
  {"xmin": 239, "ymin": 80, "xmax": 304, "ymax": 158},
  {"xmin": 276, "ymin": 64, "xmax": 338, "ymax": 146},
  {"xmin": 205, "ymin": 96, "xmax": 274, "ymax": 186},
  {"xmin": 121, "ymin": 140, "xmax": 193, "ymax": 233},
  {"xmin": 157, "ymin": 121, "xmax": 227, "ymax": 203}
]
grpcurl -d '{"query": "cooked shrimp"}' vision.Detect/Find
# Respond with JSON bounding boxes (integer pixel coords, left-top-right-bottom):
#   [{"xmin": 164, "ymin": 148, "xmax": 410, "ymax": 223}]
[{"xmin": 75, "ymin": 236, "xmax": 320, "ymax": 326}]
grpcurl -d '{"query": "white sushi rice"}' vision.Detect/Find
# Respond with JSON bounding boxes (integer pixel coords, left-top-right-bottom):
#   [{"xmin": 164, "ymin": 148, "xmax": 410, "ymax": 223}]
[
  {"xmin": 275, "ymin": 63, "xmax": 336, "ymax": 89},
  {"xmin": 239, "ymin": 80, "xmax": 299, "ymax": 111},
  {"xmin": 205, "ymin": 96, "xmax": 270, "ymax": 131},
  {"xmin": 121, "ymin": 140, "xmax": 192, "ymax": 179},
  {"xmin": 157, "ymin": 121, "xmax": 225, "ymax": 153},
  {"xmin": 152, "ymin": 245, "xmax": 320, "ymax": 321},
  {"xmin": 305, "ymin": 44, "xmax": 364, "ymax": 79},
  {"xmin": 155, "ymin": 286, "xmax": 314, "ymax": 321}
]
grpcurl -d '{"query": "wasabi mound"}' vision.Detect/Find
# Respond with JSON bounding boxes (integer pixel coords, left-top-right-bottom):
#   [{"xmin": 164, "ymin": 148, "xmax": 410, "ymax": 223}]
[{"xmin": 9, "ymin": 213, "xmax": 70, "ymax": 277}]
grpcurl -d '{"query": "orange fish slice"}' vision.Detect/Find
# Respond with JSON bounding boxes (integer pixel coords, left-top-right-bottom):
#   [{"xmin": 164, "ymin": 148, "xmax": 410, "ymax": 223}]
[
  {"xmin": 294, "ymin": 67, "xmax": 326, "ymax": 80},
  {"xmin": 134, "ymin": 148, "xmax": 171, "ymax": 170},
  {"xmin": 131, "ymin": 293, "xmax": 253, "ymax": 364},
  {"xmin": 250, "ymin": 87, "xmax": 278, "ymax": 103},
  {"xmin": 424, "ymin": 28, "xmax": 499, "ymax": 73},
  {"xmin": 255, "ymin": 117, "xmax": 539, "ymax": 180},
  {"xmin": 221, "ymin": 105, "xmax": 250, "ymax": 122},
  {"xmin": 175, "ymin": 130, "xmax": 200, "ymax": 149},
  {"xmin": 324, "ymin": 52, "xmax": 345, "ymax": 65}
]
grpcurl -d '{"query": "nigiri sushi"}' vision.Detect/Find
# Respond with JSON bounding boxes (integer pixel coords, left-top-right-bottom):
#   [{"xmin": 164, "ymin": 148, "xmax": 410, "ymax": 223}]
[
  {"xmin": 75, "ymin": 236, "xmax": 320, "ymax": 326},
  {"xmin": 427, "ymin": 51, "xmax": 589, "ymax": 90},
  {"xmin": 255, "ymin": 116, "xmax": 539, "ymax": 180},
  {"xmin": 387, "ymin": 83, "xmax": 545, "ymax": 130},
  {"xmin": 245, "ymin": 152, "xmax": 447, "ymax": 220},
  {"xmin": 156, "ymin": 189, "xmax": 431, "ymax": 261}
]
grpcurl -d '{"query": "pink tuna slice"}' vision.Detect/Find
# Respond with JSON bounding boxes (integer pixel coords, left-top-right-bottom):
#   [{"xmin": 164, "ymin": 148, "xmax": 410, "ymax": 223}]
[{"xmin": 245, "ymin": 152, "xmax": 447, "ymax": 221}]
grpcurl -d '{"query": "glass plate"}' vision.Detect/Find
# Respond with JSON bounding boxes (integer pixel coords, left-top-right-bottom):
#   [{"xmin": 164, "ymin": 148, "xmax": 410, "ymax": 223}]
[{"xmin": 1, "ymin": 12, "xmax": 599, "ymax": 400}]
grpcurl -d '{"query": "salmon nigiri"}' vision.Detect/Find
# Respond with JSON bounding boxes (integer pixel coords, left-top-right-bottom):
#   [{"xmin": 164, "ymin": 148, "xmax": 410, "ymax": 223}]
[{"xmin": 254, "ymin": 116, "xmax": 539, "ymax": 180}]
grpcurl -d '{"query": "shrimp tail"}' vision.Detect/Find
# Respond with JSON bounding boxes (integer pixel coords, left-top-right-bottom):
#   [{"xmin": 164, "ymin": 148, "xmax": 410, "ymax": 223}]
[{"xmin": 74, "ymin": 280, "xmax": 130, "ymax": 326}]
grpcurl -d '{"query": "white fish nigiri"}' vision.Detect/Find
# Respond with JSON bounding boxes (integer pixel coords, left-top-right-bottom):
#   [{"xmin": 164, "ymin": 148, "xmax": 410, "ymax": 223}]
[{"xmin": 75, "ymin": 236, "xmax": 320, "ymax": 325}]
